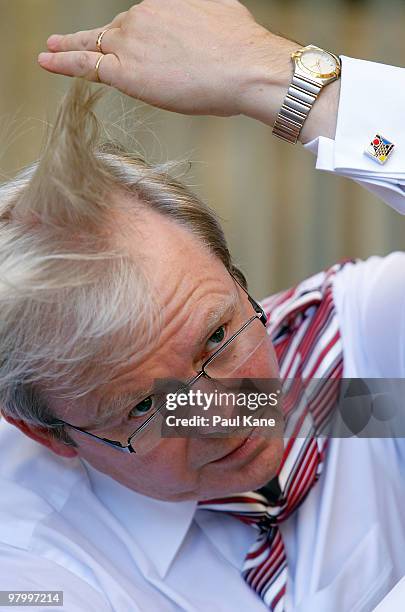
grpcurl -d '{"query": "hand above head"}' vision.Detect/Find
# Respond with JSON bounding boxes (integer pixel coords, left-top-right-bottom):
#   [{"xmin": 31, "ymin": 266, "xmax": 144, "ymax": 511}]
[
  {"xmin": 38, "ymin": 0, "xmax": 295, "ymax": 119},
  {"xmin": 39, "ymin": 0, "xmax": 340, "ymax": 142}
]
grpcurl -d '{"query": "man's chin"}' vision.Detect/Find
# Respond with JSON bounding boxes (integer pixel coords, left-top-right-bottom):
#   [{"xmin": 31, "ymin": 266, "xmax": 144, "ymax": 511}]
[{"xmin": 199, "ymin": 436, "xmax": 284, "ymax": 498}]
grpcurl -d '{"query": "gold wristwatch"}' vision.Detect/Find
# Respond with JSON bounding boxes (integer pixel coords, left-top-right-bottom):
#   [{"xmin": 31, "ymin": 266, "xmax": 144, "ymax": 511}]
[{"xmin": 272, "ymin": 44, "xmax": 341, "ymax": 144}]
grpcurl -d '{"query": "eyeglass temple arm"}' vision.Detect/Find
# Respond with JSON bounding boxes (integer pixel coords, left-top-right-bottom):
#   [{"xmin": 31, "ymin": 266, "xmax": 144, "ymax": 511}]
[
  {"xmin": 51, "ymin": 420, "xmax": 134, "ymax": 453},
  {"xmin": 231, "ymin": 273, "xmax": 268, "ymax": 324}
]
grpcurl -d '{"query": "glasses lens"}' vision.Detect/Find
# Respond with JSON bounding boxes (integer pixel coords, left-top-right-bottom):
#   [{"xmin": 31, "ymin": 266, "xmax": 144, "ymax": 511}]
[
  {"xmin": 204, "ymin": 316, "xmax": 269, "ymax": 378},
  {"xmin": 129, "ymin": 408, "xmax": 167, "ymax": 455},
  {"xmin": 128, "ymin": 380, "xmax": 188, "ymax": 455}
]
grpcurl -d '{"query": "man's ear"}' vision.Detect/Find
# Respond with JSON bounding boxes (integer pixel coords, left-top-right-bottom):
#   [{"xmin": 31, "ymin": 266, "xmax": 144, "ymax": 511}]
[{"xmin": 2, "ymin": 413, "xmax": 77, "ymax": 458}]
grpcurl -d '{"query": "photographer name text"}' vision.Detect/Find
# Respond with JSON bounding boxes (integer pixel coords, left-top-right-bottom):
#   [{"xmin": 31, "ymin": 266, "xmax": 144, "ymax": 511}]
[{"xmin": 165, "ymin": 414, "xmax": 277, "ymax": 427}]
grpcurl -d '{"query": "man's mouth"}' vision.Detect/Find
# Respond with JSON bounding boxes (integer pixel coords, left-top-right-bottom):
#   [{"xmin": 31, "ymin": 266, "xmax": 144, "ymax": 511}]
[{"xmin": 209, "ymin": 428, "xmax": 264, "ymax": 465}]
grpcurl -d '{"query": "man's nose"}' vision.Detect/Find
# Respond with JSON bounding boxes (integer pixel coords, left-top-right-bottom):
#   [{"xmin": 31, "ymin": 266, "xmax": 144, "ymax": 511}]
[{"xmin": 189, "ymin": 375, "xmax": 239, "ymax": 416}]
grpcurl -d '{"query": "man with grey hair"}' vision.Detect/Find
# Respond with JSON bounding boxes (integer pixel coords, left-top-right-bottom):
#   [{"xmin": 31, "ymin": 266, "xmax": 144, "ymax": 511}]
[{"xmin": 1, "ymin": 1, "xmax": 405, "ymax": 611}]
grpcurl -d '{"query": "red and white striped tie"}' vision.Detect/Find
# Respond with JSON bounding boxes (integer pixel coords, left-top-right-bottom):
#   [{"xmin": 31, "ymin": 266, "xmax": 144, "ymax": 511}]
[
  {"xmin": 198, "ymin": 490, "xmax": 289, "ymax": 611},
  {"xmin": 198, "ymin": 262, "xmax": 349, "ymax": 611},
  {"xmin": 198, "ymin": 430, "xmax": 325, "ymax": 610}
]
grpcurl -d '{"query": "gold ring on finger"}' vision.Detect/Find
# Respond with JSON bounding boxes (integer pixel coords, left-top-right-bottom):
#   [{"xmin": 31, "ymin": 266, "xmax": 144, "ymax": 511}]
[
  {"xmin": 95, "ymin": 54, "xmax": 103, "ymax": 82},
  {"xmin": 96, "ymin": 28, "xmax": 110, "ymax": 54}
]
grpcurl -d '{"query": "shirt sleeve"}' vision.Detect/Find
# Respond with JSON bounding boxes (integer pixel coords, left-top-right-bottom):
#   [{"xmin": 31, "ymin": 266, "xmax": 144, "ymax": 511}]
[
  {"xmin": 304, "ymin": 56, "xmax": 405, "ymax": 214},
  {"xmin": 0, "ymin": 544, "xmax": 114, "ymax": 612},
  {"xmin": 332, "ymin": 251, "xmax": 405, "ymax": 377}
]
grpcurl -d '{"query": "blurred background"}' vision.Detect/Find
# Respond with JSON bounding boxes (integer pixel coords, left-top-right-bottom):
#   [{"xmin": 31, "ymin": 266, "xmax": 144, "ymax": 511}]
[{"xmin": 0, "ymin": 0, "xmax": 404, "ymax": 298}]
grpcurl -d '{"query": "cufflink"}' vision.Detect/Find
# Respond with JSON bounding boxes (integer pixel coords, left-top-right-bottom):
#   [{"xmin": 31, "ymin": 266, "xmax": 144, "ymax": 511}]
[{"xmin": 365, "ymin": 133, "xmax": 395, "ymax": 164}]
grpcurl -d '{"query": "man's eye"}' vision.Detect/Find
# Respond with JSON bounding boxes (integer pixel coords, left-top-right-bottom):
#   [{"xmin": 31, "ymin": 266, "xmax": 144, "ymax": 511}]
[
  {"xmin": 205, "ymin": 325, "xmax": 226, "ymax": 351},
  {"xmin": 129, "ymin": 396, "xmax": 154, "ymax": 419}
]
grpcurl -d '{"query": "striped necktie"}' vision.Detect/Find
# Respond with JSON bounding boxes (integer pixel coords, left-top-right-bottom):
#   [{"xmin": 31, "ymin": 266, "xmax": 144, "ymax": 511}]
[{"xmin": 198, "ymin": 262, "xmax": 348, "ymax": 611}]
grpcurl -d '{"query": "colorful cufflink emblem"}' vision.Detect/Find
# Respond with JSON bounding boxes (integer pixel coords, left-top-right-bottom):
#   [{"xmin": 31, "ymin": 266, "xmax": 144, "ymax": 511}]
[{"xmin": 365, "ymin": 134, "xmax": 395, "ymax": 164}]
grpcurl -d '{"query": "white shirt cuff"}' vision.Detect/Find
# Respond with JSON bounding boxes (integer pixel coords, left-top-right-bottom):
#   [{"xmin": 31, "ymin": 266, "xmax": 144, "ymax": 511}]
[{"xmin": 304, "ymin": 55, "xmax": 405, "ymax": 214}]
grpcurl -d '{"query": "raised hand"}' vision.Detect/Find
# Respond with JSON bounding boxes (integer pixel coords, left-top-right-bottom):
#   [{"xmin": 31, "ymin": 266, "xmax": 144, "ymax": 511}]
[{"xmin": 38, "ymin": 0, "xmax": 276, "ymax": 118}]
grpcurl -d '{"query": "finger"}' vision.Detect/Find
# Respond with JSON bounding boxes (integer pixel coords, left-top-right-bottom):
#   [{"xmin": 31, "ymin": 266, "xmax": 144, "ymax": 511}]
[
  {"xmin": 38, "ymin": 50, "xmax": 121, "ymax": 85},
  {"xmin": 46, "ymin": 10, "xmax": 127, "ymax": 52},
  {"xmin": 109, "ymin": 11, "xmax": 128, "ymax": 28},
  {"xmin": 47, "ymin": 26, "xmax": 119, "ymax": 54}
]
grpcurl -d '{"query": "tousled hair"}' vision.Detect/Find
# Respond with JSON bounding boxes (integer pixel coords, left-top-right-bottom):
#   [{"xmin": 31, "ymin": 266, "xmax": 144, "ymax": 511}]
[{"xmin": 0, "ymin": 80, "xmax": 245, "ymax": 445}]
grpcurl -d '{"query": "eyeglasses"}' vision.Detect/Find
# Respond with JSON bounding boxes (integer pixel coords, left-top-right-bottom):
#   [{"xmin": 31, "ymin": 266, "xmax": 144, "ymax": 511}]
[{"xmin": 53, "ymin": 275, "xmax": 268, "ymax": 454}]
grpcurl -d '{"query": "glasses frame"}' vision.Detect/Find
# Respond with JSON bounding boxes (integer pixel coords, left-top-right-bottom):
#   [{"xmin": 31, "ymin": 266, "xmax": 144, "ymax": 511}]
[{"xmin": 53, "ymin": 274, "xmax": 268, "ymax": 454}]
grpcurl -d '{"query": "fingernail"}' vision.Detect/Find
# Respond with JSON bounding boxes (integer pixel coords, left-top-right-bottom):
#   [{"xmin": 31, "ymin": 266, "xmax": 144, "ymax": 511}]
[{"xmin": 38, "ymin": 52, "xmax": 52, "ymax": 64}]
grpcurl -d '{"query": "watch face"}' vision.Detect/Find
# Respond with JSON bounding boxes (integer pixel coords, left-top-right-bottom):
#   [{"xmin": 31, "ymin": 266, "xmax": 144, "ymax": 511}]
[{"xmin": 299, "ymin": 49, "xmax": 338, "ymax": 77}]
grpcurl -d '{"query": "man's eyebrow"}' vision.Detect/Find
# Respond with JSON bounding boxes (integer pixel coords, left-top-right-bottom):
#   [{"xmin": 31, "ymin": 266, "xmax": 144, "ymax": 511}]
[
  {"xmin": 195, "ymin": 290, "xmax": 239, "ymax": 346},
  {"xmin": 82, "ymin": 389, "xmax": 153, "ymax": 431},
  {"xmin": 88, "ymin": 375, "xmax": 192, "ymax": 430}
]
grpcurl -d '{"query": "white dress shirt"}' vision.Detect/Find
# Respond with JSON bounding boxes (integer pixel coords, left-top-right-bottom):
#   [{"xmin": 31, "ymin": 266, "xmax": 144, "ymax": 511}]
[
  {"xmin": 1, "ymin": 56, "xmax": 405, "ymax": 612},
  {"xmin": 375, "ymin": 576, "xmax": 405, "ymax": 612}
]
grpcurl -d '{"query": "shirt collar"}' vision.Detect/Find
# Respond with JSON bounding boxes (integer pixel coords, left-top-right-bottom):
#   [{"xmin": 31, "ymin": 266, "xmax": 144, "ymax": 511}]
[{"xmin": 83, "ymin": 460, "xmax": 197, "ymax": 578}]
